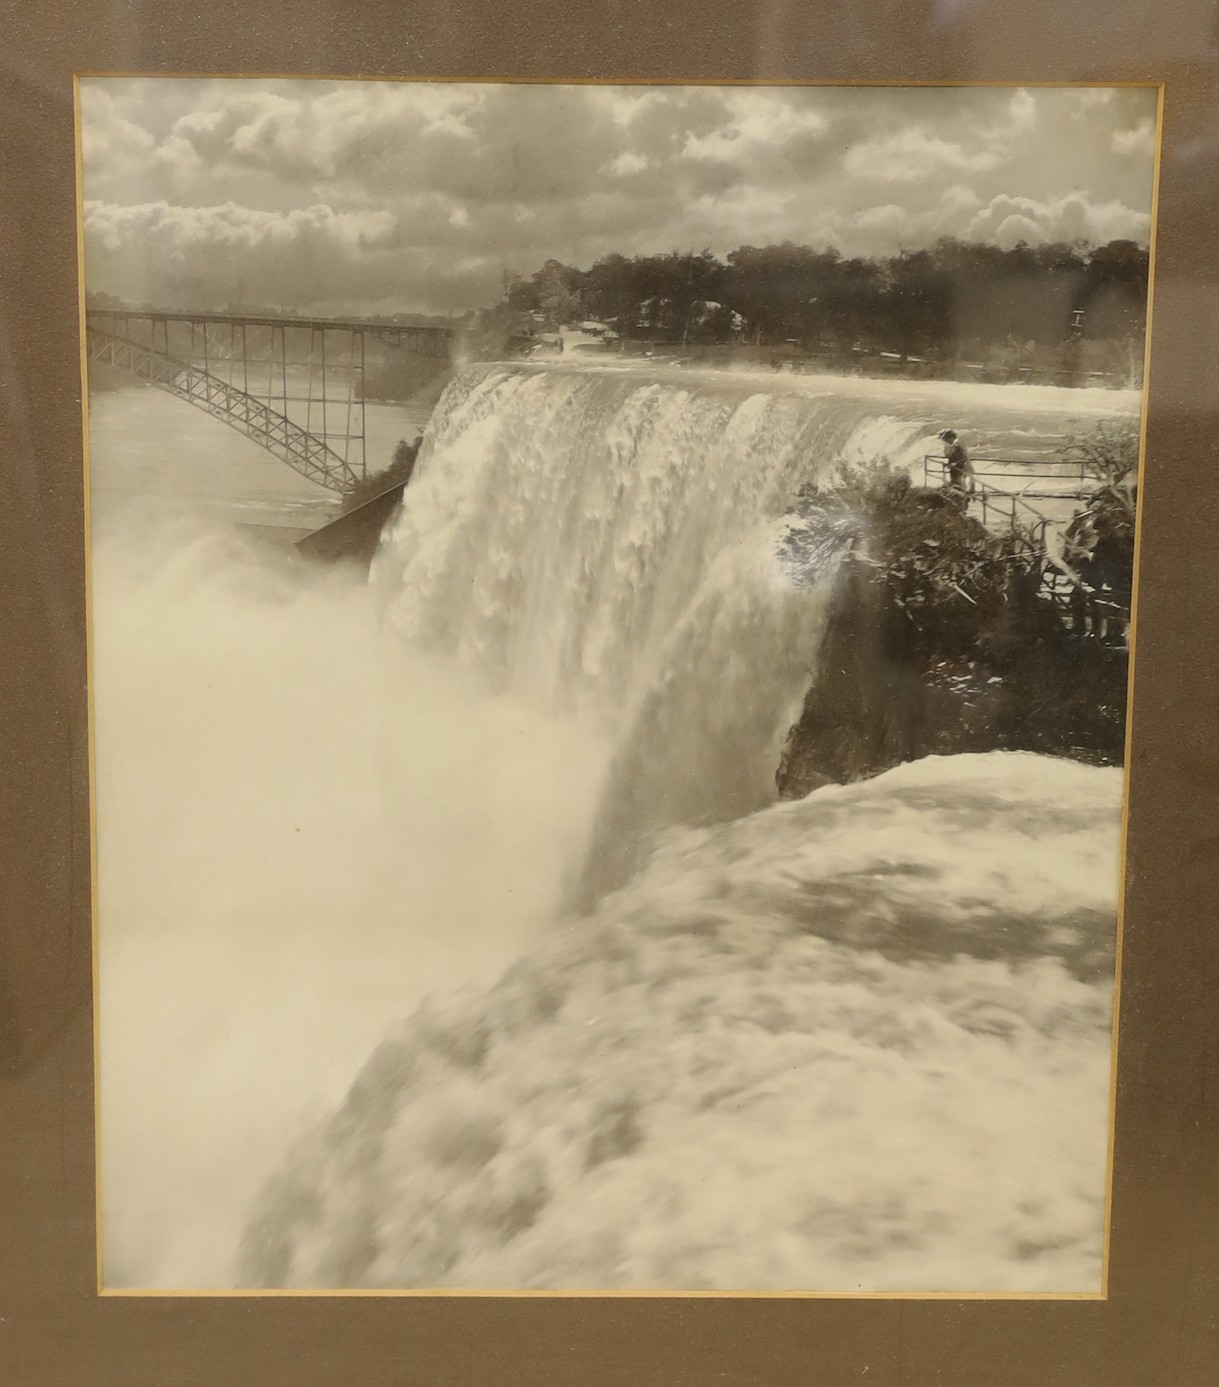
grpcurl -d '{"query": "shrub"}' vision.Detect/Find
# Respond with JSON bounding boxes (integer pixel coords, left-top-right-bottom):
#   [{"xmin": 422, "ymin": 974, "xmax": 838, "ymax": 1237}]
[
  {"xmin": 1061, "ymin": 420, "xmax": 1138, "ymax": 610},
  {"xmin": 791, "ymin": 463, "xmax": 1052, "ymax": 666},
  {"xmin": 340, "ymin": 438, "xmax": 420, "ymax": 514}
]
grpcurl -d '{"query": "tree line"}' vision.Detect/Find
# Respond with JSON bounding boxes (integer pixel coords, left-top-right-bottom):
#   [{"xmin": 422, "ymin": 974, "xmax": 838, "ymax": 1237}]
[{"xmin": 500, "ymin": 237, "xmax": 1149, "ymax": 364}]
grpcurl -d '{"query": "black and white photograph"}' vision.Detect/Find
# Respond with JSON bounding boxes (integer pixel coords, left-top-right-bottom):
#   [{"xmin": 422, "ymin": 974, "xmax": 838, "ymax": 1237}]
[{"xmin": 79, "ymin": 77, "xmax": 1159, "ymax": 1294}]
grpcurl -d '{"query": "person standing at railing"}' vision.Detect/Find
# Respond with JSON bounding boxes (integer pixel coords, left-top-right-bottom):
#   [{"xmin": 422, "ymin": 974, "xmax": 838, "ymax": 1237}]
[{"xmin": 937, "ymin": 428, "xmax": 976, "ymax": 501}]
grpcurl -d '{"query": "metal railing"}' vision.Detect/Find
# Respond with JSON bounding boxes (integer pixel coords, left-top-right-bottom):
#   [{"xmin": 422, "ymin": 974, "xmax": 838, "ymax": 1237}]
[
  {"xmin": 922, "ymin": 454, "xmax": 1092, "ymax": 498},
  {"xmin": 921, "ymin": 453, "xmax": 1131, "ymax": 643}
]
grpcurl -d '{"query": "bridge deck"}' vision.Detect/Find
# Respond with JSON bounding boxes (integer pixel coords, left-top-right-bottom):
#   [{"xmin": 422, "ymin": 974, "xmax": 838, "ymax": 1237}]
[{"xmin": 86, "ymin": 308, "xmax": 456, "ymax": 336}]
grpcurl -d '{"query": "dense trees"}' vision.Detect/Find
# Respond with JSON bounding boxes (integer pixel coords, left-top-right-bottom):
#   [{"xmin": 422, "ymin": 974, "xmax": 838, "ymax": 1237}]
[{"xmin": 501, "ymin": 236, "xmax": 1150, "ymax": 370}]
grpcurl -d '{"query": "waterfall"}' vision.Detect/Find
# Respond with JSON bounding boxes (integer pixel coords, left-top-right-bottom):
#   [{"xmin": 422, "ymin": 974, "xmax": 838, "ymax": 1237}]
[
  {"xmin": 371, "ymin": 364, "xmax": 926, "ymax": 712},
  {"xmin": 370, "ymin": 363, "xmax": 932, "ymax": 890},
  {"xmin": 91, "ymin": 360, "xmax": 1127, "ymax": 1292}
]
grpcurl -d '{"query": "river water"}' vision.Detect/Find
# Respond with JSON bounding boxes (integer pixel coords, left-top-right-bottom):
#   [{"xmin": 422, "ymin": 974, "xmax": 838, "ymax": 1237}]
[{"xmin": 89, "ymin": 363, "xmax": 1134, "ymax": 1292}]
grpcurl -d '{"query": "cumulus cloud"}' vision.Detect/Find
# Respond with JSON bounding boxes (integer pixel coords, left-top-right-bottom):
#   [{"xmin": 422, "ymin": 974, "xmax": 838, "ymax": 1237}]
[
  {"xmin": 940, "ymin": 183, "xmax": 984, "ymax": 215},
  {"xmin": 1113, "ymin": 119, "xmax": 1156, "ymax": 157},
  {"xmin": 83, "ymin": 200, "xmax": 425, "ymax": 311},
  {"xmin": 966, "ymin": 191, "xmax": 1151, "ymax": 247},
  {"xmin": 844, "ymin": 128, "xmax": 1003, "ymax": 182},
  {"xmin": 1073, "ymin": 88, "xmax": 1116, "ymax": 112},
  {"xmin": 1005, "ymin": 88, "xmax": 1038, "ymax": 135},
  {"xmin": 79, "ymin": 79, "xmax": 1160, "ymax": 314},
  {"xmin": 79, "ymin": 88, "xmax": 155, "ymax": 193},
  {"xmin": 681, "ymin": 88, "xmax": 831, "ymax": 181}
]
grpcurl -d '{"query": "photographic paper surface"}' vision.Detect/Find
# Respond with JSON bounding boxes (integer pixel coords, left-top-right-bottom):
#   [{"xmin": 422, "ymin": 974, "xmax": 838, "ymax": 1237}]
[{"xmin": 80, "ymin": 78, "xmax": 1159, "ymax": 1294}]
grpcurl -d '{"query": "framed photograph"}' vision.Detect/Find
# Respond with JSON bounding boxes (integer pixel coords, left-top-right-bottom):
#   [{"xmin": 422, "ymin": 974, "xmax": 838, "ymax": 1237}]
[
  {"xmin": 3, "ymin": 4, "xmax": 1218, "ymax": 1384},
  {"xmin": 80, "ymin": 73, "xmax": 1157, "ymax": 1299}
]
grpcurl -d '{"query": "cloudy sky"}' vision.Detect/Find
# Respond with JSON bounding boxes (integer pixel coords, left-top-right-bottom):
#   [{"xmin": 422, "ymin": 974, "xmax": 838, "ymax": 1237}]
[{"xmin": 80, "ymin": 79, "xmax": 1159, "ymax": 317}]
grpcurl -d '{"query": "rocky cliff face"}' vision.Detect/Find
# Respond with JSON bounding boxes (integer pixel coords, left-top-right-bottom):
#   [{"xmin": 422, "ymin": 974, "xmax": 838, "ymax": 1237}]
[{"xmin": 776, "ymin": 541, "xmax": 1128, "ymax": 800}]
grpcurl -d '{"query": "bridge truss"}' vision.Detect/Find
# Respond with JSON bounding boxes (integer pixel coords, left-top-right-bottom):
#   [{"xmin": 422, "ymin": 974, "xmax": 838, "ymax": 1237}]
[{"xmin": 84, "ymin": 310, "xmax": 454, "ymax": 492}]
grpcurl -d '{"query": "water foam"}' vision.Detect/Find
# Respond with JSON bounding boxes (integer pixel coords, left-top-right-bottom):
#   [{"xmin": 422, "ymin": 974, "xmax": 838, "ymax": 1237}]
[
  {"xmin": 239, "ymin": 752, "xmax": 1119, "ymax": 1293},
  {"xmin": 92, "ymin": 520, "xmax": 610, "ymax": 1287}
]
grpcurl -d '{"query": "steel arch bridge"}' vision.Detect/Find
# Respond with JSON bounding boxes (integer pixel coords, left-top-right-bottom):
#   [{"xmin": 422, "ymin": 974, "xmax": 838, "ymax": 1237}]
[{"xmin": 84, "ymin": 309, "xmax": 457, "ymax": 492}]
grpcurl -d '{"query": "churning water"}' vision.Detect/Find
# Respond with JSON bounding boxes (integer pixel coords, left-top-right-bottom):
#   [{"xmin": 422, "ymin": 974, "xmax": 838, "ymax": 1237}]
[{"xmin": 90, "ymin": 362, "xmax": 1130, "ymax": 1292}]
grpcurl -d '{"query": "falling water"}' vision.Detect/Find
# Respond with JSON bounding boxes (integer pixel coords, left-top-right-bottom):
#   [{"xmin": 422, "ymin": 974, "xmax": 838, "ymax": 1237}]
[
  {"xmin": 370, "ymin": 364, "xmax": 928, "ymax": 711},
  {"xmin": 369, "ymin": 364, "xmax": 935, "ymax": 896}
]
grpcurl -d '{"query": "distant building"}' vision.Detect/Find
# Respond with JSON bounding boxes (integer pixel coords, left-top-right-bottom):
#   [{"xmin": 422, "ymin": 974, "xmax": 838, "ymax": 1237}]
[
  {"xmin": 559, "ymin": 320, "xmax": 619, "ymax": 352},
  {"xmin": 524, "ymin": 331, "xmax": 564, "ymax": 357}
]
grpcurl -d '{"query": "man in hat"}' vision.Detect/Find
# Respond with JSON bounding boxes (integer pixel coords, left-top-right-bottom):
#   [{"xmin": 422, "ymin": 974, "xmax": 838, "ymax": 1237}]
[{"xmin": 937, "ymin": 428, "xmax": 976, "ymax": 499}]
